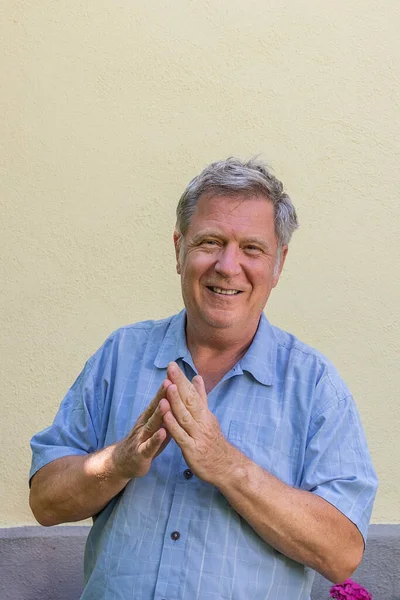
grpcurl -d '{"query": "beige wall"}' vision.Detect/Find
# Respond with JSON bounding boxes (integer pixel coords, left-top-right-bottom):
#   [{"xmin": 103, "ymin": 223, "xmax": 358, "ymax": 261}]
[{"xmin": 1, "ymin": 0, "xmax": 399, "ymax": 527}]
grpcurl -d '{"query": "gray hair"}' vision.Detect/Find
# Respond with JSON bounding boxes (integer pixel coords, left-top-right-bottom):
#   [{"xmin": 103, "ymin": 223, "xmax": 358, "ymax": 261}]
[{"xmin": 176, "ymin": 157, "xmax": 299, "ymax": 262}]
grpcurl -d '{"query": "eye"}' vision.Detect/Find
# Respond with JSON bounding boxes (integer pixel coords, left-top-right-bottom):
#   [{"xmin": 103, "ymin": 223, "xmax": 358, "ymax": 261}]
[
  {"xmin": 243, "ymin": 245, "xmax": 263, "ymax": 254},
  {"xmin": 201, "ymin": 239, "xmax": 220, "ymax": 247}
]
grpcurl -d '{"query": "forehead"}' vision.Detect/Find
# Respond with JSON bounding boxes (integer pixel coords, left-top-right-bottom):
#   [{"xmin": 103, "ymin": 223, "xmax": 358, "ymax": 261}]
[{"xmin": 187, "ymin": 192, "xmax": 276, "ymax": 238}]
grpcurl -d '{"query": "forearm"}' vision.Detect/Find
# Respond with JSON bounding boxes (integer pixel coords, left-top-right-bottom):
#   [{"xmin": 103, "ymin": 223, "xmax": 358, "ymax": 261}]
[
  {"xmin": 29, "ymin": 445, "xmax": 130, "ymax": 526},
  {"xmin": 214, "ymin": 444, "xmax": 363, "ymax": 583}
]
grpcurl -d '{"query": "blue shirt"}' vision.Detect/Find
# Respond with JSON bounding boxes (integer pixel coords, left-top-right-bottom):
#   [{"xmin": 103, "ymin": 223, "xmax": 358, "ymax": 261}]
[{"xmin": 30, "ymin": 311, "xmax": 377, "ymax": 600}]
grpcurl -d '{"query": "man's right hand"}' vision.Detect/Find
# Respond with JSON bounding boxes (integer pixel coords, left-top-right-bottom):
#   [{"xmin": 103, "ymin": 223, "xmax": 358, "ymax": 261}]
[
  {"xmin": 112, "ymin": 380, "xmax": 172, "ymax": 479},
  {"xmin": 30, "ymin": 380, "xmax": 173, "ymax": 526}
]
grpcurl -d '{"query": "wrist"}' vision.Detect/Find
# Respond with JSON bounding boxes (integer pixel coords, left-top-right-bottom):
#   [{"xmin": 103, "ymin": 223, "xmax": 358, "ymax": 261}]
[
  {"xmin": 90, "ymin": 443, "xmax": 131, "ymax": 484},
  {"xmin": 208, "ymin": 441, "xmax": 247, "ymax": 490}
]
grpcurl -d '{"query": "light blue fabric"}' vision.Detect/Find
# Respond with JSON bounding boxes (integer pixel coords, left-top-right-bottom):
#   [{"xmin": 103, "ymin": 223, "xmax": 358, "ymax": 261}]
[{"xmin": 30, "ymin": 310, "xmax": 378, "ymax": 600}]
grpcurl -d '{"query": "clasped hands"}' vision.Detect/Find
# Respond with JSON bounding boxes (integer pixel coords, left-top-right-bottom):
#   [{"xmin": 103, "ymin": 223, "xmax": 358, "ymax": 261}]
[{"xmin": 113, "ymin": 362, "xmax": 231, "ymax": 484}]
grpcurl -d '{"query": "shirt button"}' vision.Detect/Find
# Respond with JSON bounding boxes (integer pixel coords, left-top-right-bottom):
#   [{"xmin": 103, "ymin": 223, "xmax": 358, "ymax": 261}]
[
  {"xmin": 171, "ymin": 531, "xmax": 180, "ymax": 541},
  {"xmin": 183, "ymin": 468, "xmax": 193, "ymax": 480}
]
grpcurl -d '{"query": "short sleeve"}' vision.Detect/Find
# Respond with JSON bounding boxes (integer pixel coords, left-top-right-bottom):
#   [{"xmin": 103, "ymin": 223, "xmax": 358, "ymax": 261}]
[
  {"xmin": 29, "ymin": 357, "xmax": 100, "ymax": 483},
  {"xmin": 300, "ymin": 394, "xmax": 378, "ymax": 543}
]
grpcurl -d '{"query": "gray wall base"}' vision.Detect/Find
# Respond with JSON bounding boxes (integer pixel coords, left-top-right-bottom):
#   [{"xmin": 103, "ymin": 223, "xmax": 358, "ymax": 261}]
[
  {"xmin": 0, "ymin": 526, "xmax": 87, "ymax": 600},
  {"xmin": 0, "ymin": 525, "xmax": 399, "ymax": 599}
]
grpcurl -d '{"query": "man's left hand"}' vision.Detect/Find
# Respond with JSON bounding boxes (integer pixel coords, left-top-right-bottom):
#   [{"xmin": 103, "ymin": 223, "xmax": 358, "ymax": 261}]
[{"xmin": 162, "ymin": 362, "xmax": 232, "ymax": 485}]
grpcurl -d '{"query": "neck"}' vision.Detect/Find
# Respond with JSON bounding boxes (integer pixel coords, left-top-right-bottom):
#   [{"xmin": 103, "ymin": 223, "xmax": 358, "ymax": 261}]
[{"xmin": 185, "ymin": 316, "xmax": 260, "ymax": 390}]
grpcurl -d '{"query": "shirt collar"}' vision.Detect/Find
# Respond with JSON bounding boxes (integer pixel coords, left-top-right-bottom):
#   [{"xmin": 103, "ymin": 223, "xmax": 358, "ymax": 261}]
[
  {"xmin": 238, "ymin": 312, "xmax": 277, "ymax": 386},
  {"xmin": 154, "ymin": 310, "xmax": 277, "ymax": 386},
  {"xmin": 154, "ymin": 310, "xmax": 191, "ymax": 368}
]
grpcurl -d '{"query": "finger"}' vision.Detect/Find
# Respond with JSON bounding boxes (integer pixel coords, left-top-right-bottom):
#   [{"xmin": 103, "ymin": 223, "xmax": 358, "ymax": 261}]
[
  {"xmin": 139, "ymin": 427, "xmax": 168, "ymax": 458},
  {"xmin": 167, "ymin": 363, "xmax": 203, "ymax": 418},
  {"xmin": 167, "ymin": 362, "xmax": 190, "ymax": 395},
  {"xmin": 142, "ymin": 399, "xmax": 169, "ymax": 438},
  {"xmin": 154, "ymin": 430, "xmax": 171, "ymax": 458},
  {"xmin": 192, "ymin": 375, "xmax": 207, "ymax": 405},
  {"xmin": 137, "ymin": 379, "xmax": 171, "ymax": 425},
  {"xmin": 163, "ymin": 409, "xmax": 192, "ymax": 448},
  {"xmin": 166, "ymin": 384, "xmax": 197, "ymax": 435}
]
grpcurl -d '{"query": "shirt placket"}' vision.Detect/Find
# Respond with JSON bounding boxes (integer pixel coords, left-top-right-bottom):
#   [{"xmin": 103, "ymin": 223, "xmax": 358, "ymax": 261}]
[{"xmin": 153, "ymin": 457, "xmax": 196, "ymax": 600}]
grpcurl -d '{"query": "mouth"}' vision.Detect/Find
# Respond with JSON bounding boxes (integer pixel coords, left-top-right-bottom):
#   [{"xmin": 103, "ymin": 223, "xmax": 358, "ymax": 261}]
[{"xmin": 206, "ymin": 286, "xmax": 243, "ymax": 296}]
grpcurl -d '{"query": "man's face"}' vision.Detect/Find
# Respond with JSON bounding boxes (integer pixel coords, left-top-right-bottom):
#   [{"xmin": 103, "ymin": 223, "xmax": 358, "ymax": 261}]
[{"xmin": 174, "ymin": 193, "xmax": 287, "ymax": 337}]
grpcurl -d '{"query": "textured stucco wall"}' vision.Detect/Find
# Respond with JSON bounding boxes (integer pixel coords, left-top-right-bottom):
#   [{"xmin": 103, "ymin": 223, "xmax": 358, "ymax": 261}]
[{"xmin": 1, "ymin": 1, "xmax": 399, "ymax": 528}]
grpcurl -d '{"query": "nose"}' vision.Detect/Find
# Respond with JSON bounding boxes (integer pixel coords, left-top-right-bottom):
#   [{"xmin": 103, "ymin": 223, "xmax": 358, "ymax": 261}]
[{"xmin": 214, "ymin": 244, "xmax": 242, "ymax": 278}]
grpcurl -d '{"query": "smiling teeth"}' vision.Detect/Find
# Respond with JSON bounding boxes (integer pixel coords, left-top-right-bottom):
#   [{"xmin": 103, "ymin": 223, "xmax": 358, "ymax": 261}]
[{"xmin": 211, "ymin": 287, "xmax": 240, "ymax": 295}]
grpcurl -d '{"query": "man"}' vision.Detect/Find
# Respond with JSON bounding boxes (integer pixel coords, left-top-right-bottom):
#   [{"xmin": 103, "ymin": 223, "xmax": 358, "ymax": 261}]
[{"xmin": 30, "ymin": 157, "xmax": 377, "ymax": 600}]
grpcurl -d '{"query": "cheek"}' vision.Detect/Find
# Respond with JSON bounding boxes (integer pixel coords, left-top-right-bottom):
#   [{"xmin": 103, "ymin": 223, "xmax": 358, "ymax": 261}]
[
  {"xmin": 249, "ymin": 272, "xmax": 276, "ymax": 298},
  {"xmin": 186, "ymin": 253, "xmax": 215, "ymax": 276},
  {"xmin": 246, "ymin": 262, "xmax": 272, "ymax": 283}
]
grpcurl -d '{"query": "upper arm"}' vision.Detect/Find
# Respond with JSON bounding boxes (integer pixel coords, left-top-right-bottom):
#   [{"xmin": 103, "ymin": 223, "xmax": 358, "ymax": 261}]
[
  {"xmin": 300, "ymin": 386, "xmax": 378, "ymax": 544},
  {"xmin": 29, "ymin": 358, "xmax": 101, "ymax": 485}
]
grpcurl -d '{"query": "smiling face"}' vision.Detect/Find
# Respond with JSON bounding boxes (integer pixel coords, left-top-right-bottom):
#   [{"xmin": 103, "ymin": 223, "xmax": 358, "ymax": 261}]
[{"xmin": 174, "ymin": 193, "xmax": 288, "ymax": 344}]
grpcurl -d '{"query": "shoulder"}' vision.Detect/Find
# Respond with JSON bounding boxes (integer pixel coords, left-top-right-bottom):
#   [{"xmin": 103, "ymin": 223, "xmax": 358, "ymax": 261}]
[
  {"xmin": 271, "ymin": 324, "xmax": 351, "ymax": 409},
  {"xmin": 86, "ymin": 314, "xmax": 176, "ymax": 371},
  {"xmin": 105, "ymin": 314, "xmax": 174, "ymax": 344}
]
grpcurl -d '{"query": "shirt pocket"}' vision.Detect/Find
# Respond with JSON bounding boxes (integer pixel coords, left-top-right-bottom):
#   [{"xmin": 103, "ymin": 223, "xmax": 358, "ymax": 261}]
[{"xmin": 227, "ymin": 420, "xmax": 302, "ymax": 486}]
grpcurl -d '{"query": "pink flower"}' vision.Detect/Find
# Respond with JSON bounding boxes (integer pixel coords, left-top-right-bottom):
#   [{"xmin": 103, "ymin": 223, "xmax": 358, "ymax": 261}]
[{"xmin": 330, "ymin": 578, "xmax": 372, "ymax": 600}]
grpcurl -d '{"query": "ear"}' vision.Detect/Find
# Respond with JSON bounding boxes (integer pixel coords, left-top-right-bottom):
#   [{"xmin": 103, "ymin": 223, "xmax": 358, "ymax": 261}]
[
  {"xmin": 272, "ymin": 245, "xmax": 288, "ymax": 288},
  {"xmin": 173, "ymin": 231, "xmax": 182, "ymax": 275}
]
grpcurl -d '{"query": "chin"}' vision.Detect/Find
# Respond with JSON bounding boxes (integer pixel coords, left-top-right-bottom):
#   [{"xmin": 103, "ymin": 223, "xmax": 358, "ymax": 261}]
[{"xmin": 200, "ymin": 310, "xmax": 241, "ymax": 330}]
